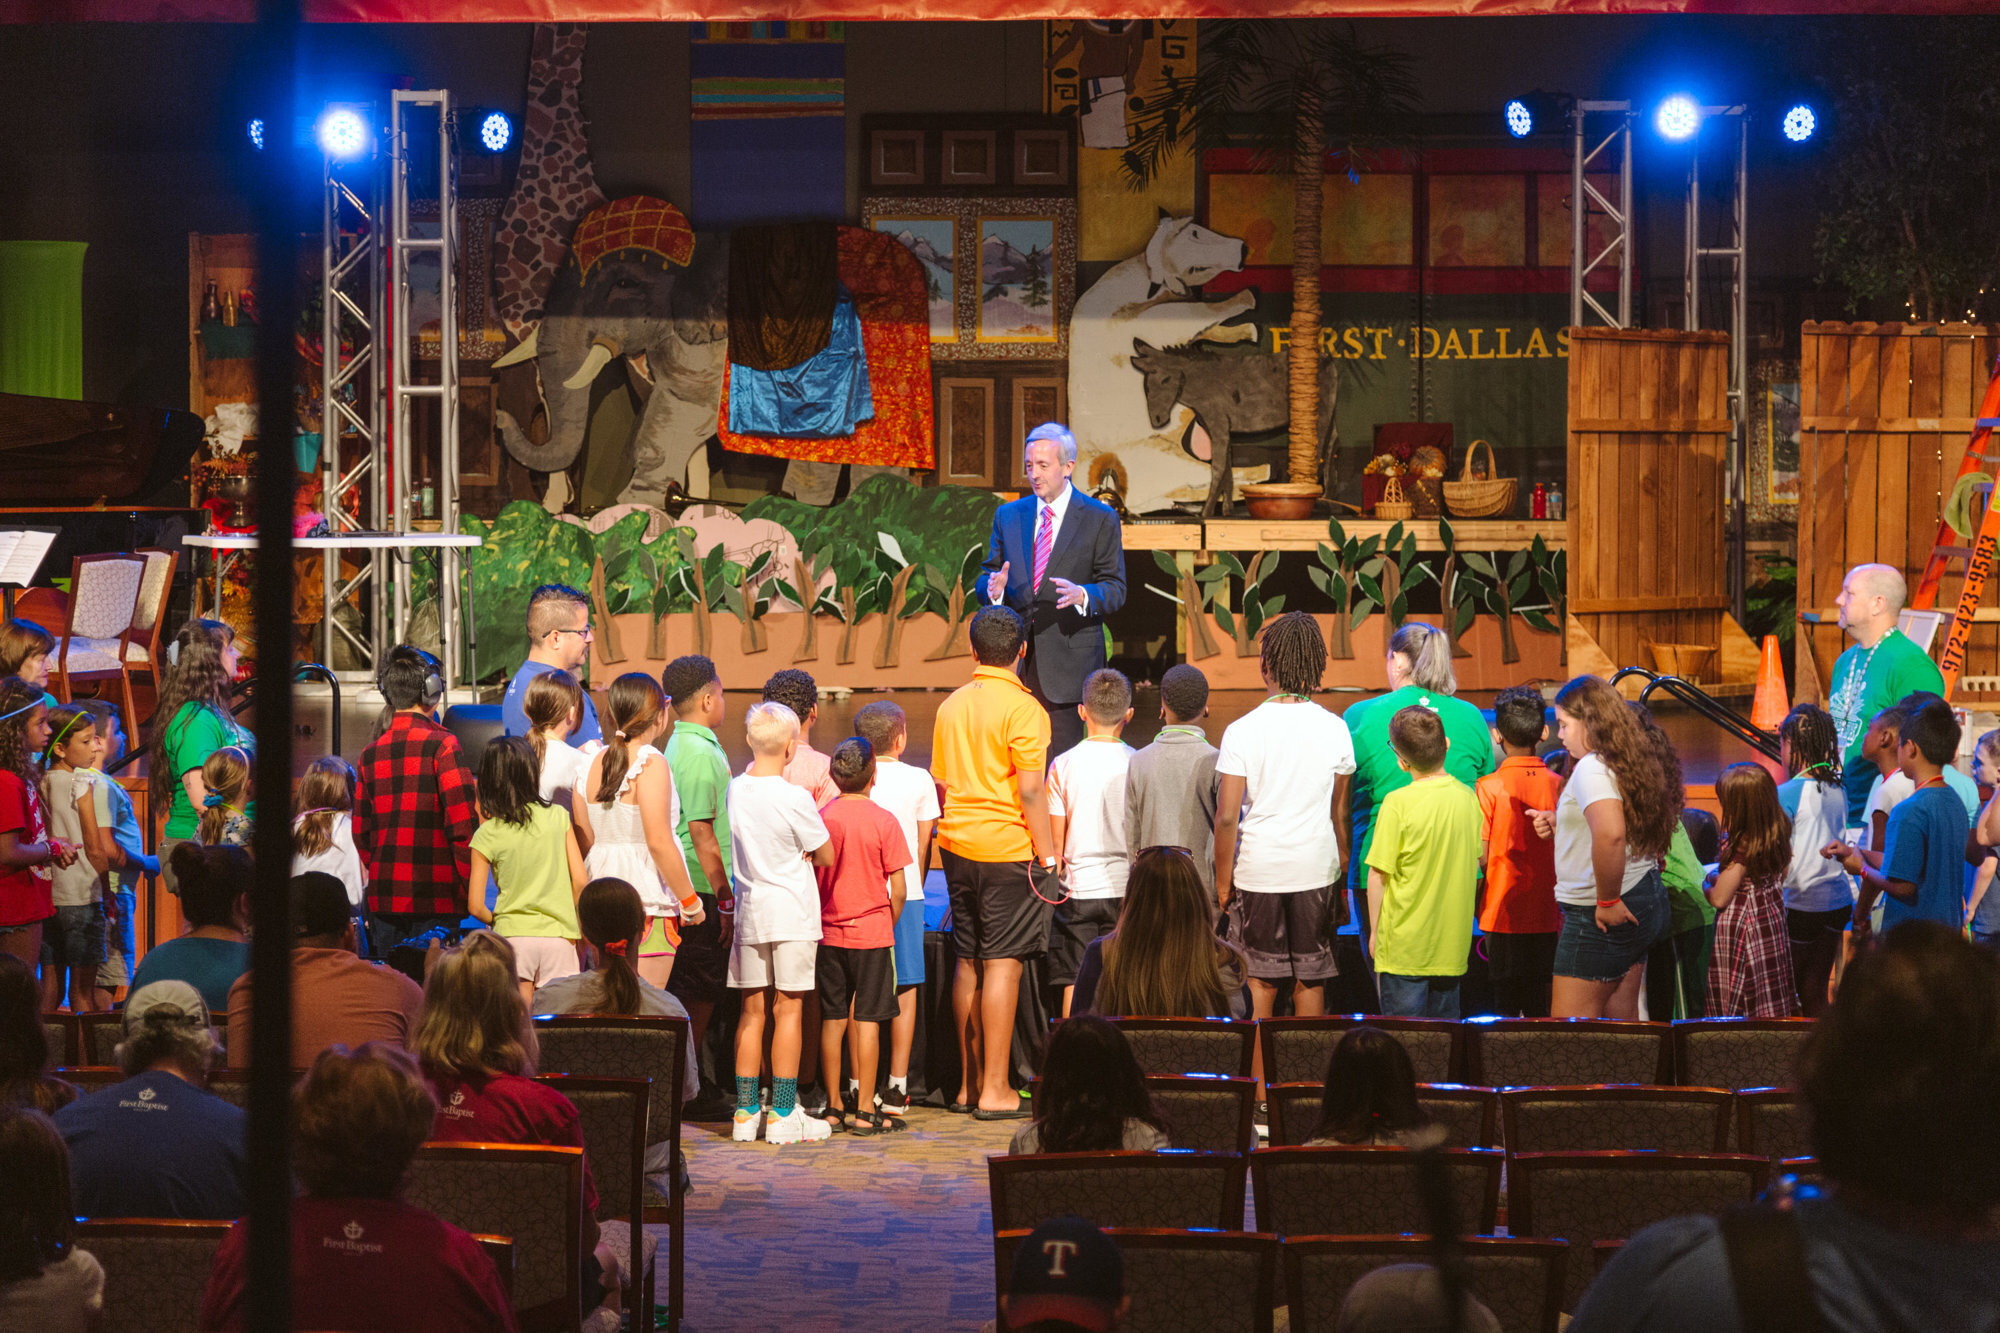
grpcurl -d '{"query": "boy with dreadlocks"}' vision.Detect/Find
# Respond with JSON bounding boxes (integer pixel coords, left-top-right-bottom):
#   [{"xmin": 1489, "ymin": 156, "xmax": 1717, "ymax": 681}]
[
  {"xmin": 1214, "ymin": 611, "xmax": 1356, "ymax": 1102},
  {"xmin": 1777, "ymin": 704, "xmax": 1852, "ymax": 1015}
]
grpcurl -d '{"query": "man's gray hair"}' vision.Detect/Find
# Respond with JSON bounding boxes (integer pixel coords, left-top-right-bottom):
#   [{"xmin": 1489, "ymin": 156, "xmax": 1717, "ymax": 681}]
[
  {"xmin": 116, "ymin": 1005, "xmax": 219, "ymax": 1078},
  {"xmin": 1025, "ymin": 421, "xmax": 1078, "ymax": 464}
]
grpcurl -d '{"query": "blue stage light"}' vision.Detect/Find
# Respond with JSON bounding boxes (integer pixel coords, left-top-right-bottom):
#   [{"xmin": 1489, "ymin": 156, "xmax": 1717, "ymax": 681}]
[
  {"xmin": 317, "ymin": 107, "xmax": 369, "ymax": 160},
  {"xmin": 478, "ymin": 110, "xmax": 513, "ymax": 153},
  {"xmin": 1655, "ymin": 94, "xmax": 1701, "ymax": 141},
  {"xmin": 1782, "ymin": 104, "xmax": 1817, "ymax": 143},
  {"xmin": 247, "ymin": 118, "xmax": 265, "ymax": 151},
  {"xmin": 1505, "ymin": 99, "xmax": 1534, "ymax": 138}
]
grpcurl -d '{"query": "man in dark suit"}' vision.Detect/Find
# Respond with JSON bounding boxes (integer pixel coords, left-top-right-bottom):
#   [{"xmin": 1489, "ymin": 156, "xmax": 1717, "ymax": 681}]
[{"xmin": 982, "ymin": 422, "xmax": 1127, "ymax": 757}]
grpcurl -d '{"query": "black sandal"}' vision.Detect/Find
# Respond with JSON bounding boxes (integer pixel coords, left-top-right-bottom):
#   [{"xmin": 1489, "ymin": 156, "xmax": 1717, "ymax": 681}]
[
  {"xmin": 816, "ymin": 1107, "xmax": 851, "ymax": 1133},
  {"xmin": 869, "ymin": 1110, "xmax": 908, "ymax": 1133},
  {"xmin": 847, "ymin": 1110, "xmax": 882, "ymax": 1137}
]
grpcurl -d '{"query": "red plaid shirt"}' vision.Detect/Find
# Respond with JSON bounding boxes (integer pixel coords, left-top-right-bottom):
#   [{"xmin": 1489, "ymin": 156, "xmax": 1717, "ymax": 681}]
[{"xmin": 355, "ymin": 711, "xmax": 478, "ymax": 917}]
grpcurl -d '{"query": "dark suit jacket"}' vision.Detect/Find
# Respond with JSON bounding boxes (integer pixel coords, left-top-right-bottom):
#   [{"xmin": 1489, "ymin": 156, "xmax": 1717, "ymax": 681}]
[{"xmin": 983, "ymin": 486, "xmax": 1127, "ymax": 705}]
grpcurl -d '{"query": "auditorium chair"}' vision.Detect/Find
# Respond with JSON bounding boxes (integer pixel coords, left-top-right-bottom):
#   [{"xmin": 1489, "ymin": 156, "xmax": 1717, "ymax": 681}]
[
  {"xmin": 988, "ymin": 1150, "xmax": 1248, "ymax": 1233},
  {"xmin": 1672, "ymin": 1017, "xmax": 1815, "ymax": 1090},
  {"xmin": 1281, "ymin": 1235, "xmax": 1569, "ymax": 1333},
  {"xmin": 78, "ymin": 1218, "xmax": 233, "ymax": 1333},
  {"xmin": 1734, "ymin": 1087, "xmax": 1812, "ymax": 1159},
  {"xmin": 994, "ymin": 1228, "xmax": 1278, "ymax": 1333},
  {"xmin": 1264, "ymin": 1082, "xmax": 1498, "ymax": 1149},
  {"xmin": 534, "ymin": 1074, "xmax": 657, "ymax": 1328},
  {"xmin": 1106, "ymin": 1016, "xmax": 1256, "ymax": 1077},
  {"xmin": 1250, "ymin": 1145, "xmax": 1503, "ymax": 1236},
  {"xmin": 1257, "ymin": 1015, "xmax": 1465, "ymax": 1086},
  {"xmin": 1499, "ymin": 1085, "xmax": 1734, "ymax": 1155},
  {"xmin": 404, "ymin": 1142, "xmax": 586, "ymax": 1333},
  {"xmin": 1026, "ymin": 1072, "xmax": 1257, "ymax": 1154},
  {"xmin": 1464, "ymin": 1019, "xmax": 1673, "ymax": 1088}
]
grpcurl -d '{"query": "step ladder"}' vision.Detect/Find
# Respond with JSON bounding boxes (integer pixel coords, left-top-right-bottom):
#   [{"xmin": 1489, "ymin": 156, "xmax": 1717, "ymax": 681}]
[{"xmin": 1909, "ymin": 355, "xmax": 2000, "ymax": 696}]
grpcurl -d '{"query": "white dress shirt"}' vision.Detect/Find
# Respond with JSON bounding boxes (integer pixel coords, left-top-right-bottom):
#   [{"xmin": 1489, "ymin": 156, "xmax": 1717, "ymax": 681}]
[{"xmin": 991, "ymin": 482, "xmax": 1090, "ymax": 611}]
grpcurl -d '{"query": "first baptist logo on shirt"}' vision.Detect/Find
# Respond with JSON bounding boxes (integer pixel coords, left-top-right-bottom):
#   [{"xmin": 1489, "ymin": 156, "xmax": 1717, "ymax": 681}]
[
  {"xmin": 439, "ymin": 1088, "xmax": 475, "ymax": 1121},
  {"xmin": 323, "ymin": 1221, "xmax": 384, "ymax": 1256},
  {"xmin": 117, "ymin": 1085, "xmax": 169, "ymax": 1112}
]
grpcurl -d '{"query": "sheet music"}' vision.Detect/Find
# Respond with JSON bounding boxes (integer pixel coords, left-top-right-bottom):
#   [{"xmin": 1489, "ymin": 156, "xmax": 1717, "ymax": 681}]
[{"xmin": 0, "ymin": 528, "xmax": 58, "ymax": 588}]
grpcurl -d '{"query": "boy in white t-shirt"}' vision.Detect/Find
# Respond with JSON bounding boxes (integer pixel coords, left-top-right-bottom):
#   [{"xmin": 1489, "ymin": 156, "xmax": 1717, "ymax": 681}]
[
  {"xmin": 726, "ymin": 702, "xmax": 835, "ymax": 1145},
  {"xmin": 1214, "ymin": 613, "xmax": 1357, "ymax": 1097},
  {"xmin": 853, "ymin": 700, "xmax": 939, "ymax": 1117},
  {"xmin": 1046, "ymin": 668, "xmax": 1136, "ymax": 1017}
]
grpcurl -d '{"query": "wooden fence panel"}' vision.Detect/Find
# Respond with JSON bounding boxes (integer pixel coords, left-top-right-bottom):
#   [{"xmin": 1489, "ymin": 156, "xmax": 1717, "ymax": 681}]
[
  {"xmin": 1796, "ymin": 322, "xmax": 2000, "ymax": 699},
  {"xmin": 1567, "ymin": 328, "xmax": 1732, "ymax": 677}
]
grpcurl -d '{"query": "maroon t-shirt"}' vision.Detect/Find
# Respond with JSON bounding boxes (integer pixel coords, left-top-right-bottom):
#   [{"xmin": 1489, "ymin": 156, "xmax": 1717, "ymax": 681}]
[
  {"xmin": 199, "ymin": 1195, "xmax": 518, "ymax": 1332},
  {"xmin": 427, "ymin": 1069, "xmax": 599, "ymax": 1216},
  {"xmin": 815, "ymin": 796, "xmax": 911, "ymax": 950},
  {"xmin": 0, "ymin": 769, "xmax": 53, "ymax": 928}
]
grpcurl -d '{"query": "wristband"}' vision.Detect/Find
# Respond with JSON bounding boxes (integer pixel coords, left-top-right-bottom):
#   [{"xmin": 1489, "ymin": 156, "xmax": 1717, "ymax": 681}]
[
  {"xmin": 1596, "ymin": 897, "xmax": 1622, "ymax": 907},
  {"xmin": 1039, "ymin": 856, "xmax": 1059, "ymax": 871},
  {"xmin": 679, "ymin": 895, "xmax": 702, "ymax": 912}
]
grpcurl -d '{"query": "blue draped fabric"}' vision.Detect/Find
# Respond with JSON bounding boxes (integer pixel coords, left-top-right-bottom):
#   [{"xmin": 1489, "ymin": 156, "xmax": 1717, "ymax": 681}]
[{"xmin": 725, "ymin": 285, "xmax": 873, "ymax": 438}]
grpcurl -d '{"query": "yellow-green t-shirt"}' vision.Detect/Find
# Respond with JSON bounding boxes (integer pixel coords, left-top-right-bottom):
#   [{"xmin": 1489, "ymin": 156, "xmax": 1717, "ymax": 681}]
[
  {"xmin": 469, "ymin": 802, "xmax": 579, "ymax": 939},
  {"xmin": 1364, "ymin": 773, "xmax": 1483, "ymax": 977}
]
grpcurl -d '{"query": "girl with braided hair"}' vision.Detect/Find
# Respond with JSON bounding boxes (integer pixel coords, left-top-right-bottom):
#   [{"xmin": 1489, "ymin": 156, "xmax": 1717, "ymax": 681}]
[
  {"xmin": 1215, "ymin": 612, "xmax": 1356, "ymax": 1102},
  {"xmin": 1778, "ymin": 704, "xmax": 1855, "ymax": 1013}
]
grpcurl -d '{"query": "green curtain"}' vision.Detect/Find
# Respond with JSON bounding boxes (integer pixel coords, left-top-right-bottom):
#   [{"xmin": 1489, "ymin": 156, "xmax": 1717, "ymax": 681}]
[{"xmin": 0, "ymin": 240, "xmax": 88, "ymax": 400}]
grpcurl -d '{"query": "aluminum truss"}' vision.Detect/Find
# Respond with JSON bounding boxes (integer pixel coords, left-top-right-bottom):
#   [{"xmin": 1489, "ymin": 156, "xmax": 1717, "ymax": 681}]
[
  {"xmin": 1682, "ymin": 106, "xmax": 1750, "ymax": 624},
  {"xmin": 1570, "ymin": 100, "xmax": 1634, "ymax": 330}
]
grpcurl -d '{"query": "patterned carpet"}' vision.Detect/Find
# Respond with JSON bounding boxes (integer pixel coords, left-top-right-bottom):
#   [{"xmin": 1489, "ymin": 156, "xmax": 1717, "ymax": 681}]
[{"xmin": 667, "ymin": 1106, "xmax": 1020, "ymax": 1332}]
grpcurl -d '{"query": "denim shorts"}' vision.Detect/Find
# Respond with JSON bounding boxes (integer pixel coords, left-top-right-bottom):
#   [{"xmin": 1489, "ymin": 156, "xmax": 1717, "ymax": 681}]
[
  {"xmin": 41, "ymin": 902, "xmax": 108, "ymax": 969},
  {"xmin": 1553, "ymin": 868, "xmax": 1668, "ymax": 983}
]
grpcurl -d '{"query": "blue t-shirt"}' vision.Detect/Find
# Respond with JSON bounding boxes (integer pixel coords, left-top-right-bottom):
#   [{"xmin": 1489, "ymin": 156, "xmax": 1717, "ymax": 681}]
[
  {"xmin": 129, "ymin": 937, "xmax": 252, "ymax": 1014},
  {"xmin": 501, "ymin": 660, "xmax": 601, "ymax": 746},
  {"xmin": 1569, "ymin": 1197, "xmax": 2000, "ymax": 1333},
  {"xmin": 1880, "ymin": 784, "xmax": 1971, "ymax": 929},
  {"xmin": 53, "ymin": 1070, "xmax": 248, "ymax": 1220}
]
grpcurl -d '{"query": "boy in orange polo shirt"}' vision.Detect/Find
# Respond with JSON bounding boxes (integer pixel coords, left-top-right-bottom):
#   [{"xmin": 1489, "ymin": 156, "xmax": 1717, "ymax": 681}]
[
  {"xmin": 930, "ymin": 605, "xmax": 1059, "ymax": 1120},
  {"xmin": 1475, "ymin": 686, "xmax": 1565, "ymax": 1017}
]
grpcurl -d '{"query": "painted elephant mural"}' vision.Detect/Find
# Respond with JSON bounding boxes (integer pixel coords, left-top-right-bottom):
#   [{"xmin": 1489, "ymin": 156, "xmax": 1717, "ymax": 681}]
[{"xmin": 495, "ymin": 195, "xmax": 730, "ymax": 511}]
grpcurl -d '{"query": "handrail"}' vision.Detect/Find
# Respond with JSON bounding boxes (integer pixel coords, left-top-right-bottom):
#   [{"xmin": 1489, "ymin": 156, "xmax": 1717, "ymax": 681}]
[
  {"xmin": 1610, "ymin": 666, "xmax": 1783, "ymax": 764},
  {"xmin": 225, "ymin": 661, "xmax": 342, "ymax": 755}
]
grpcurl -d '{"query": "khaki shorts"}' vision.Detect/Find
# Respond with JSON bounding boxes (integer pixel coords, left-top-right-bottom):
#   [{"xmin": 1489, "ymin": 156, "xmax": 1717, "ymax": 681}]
[
  {"xmin": 507, "ymin": 935, "xmax": 583, "ymax": 986},
  {"xmin": 729, "ymin": 938, "xmax": 818, "ymax": 993}
]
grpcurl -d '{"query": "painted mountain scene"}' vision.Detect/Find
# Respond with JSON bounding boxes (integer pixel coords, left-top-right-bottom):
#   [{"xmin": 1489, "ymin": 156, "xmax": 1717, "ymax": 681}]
[
  {"xmin": 978, "ymin": 217, "xmax": 1056, "ymax": 342},
  {"xmin": 873, "ymin": 217, "xmax": 956, "ymax": 341}
]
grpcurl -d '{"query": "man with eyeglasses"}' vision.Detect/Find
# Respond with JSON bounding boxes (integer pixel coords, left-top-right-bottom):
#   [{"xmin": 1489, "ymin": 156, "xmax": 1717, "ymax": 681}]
[{"xmin": 501, "ymin": 583, "xmax": 603, "ymax": 745}]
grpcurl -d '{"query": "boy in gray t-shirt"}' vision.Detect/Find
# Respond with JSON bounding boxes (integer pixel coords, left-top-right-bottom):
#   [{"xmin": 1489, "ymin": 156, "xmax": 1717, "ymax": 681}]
[{"xmin": 1124, "ymin": 665, "xmax": 1220, "ymax": 891}]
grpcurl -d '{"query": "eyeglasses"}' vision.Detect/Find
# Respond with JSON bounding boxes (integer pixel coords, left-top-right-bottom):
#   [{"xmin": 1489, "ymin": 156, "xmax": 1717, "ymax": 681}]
[{"xmin": 549, "ymin": 625, "xmax": 594, "ymax": 642}]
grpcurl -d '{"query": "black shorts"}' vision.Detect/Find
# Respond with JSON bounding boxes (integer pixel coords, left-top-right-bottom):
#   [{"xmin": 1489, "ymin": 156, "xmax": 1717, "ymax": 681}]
[
  {"xmin": 1046, "ymin": 895, "xmax": 1123, "ymax": 988},
  {"xmin": 1227, "ymin": 885, "xmax": 1339, "ymax": 982},
  {"xmin": 667, "ymin": 904, "xmax": 729, "ymax": 1006},
  {"xmin": 815, "ymin": 944, "xmax": 899, "ymax": 1024},
  {"xmin": 1484, "ymin": 930, "xmax": 1558, "ymax": 982},
  {"xmin": 942, "ymin": 848, "xmax": 1057, "ymax": 962}
]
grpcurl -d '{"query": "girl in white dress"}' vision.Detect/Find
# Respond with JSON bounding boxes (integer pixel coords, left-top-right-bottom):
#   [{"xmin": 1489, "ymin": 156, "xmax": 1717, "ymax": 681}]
[
  {"xmin": 576, "ymin": 673, "xmax": 704, "ymax": 988},
  {"xmin": 522, "ymin": 669, "xmax": 591, "ymax": 815},
  {"xmin": 291, "ymin": 757, "xmax": 368, "ymax": 946}
]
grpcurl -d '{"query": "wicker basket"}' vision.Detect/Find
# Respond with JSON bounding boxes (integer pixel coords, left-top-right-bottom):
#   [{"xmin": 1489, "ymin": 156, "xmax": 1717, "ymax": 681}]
[
  {"xmin": 1374, "ymin": 473, "xmax": 1414, "ymax": 520},
  {"xmin": 1647, "ymin": 641, "xmax": 1717, "ymax": 683},
  {"xmin": 1442, "ymin": 438, "xmax": 1519, "ymax": 518}
]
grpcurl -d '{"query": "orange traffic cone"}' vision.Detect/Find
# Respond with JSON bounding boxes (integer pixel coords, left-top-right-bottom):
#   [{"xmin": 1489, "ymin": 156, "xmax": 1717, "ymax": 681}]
[{"xmin": 1751, "ymin": 634, "xmax": 1788, "ymax": 730}]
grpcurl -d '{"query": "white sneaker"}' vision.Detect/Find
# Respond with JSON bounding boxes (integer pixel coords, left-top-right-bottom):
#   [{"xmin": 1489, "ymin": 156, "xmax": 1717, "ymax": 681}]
[
  {"xmin": 765, "ymin": 1107, "xmax": 833, "ymax": 1145},
  {"xmin": 732, "ymin": 1108, "xmax": 764, "ymax": 1143}
]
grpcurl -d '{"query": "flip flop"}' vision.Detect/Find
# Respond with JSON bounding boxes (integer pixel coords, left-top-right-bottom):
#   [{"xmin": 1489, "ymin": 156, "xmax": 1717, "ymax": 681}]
[
  {"xmin": 945, "ymin": 1101, "xmax": 975, "ymax": 1114},
  {"xmin": 973, "ymin": 1100, "xmax": 1031, "ymax": 1121}
]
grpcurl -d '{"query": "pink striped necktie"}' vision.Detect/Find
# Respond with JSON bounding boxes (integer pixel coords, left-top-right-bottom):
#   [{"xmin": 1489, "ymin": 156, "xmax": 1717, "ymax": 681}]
[{"xmin": 1032, "ymin": 504, "xmax": 1055, "ymax": 591}]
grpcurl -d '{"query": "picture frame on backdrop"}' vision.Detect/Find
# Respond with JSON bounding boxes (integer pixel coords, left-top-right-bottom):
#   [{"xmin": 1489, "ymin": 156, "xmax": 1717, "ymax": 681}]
[
  {"xmin": 410, "ymin": 198, "xmax": 506, "ymax": 363},
  {"xmin": 863, "ymin": 194, "xmax": 1075, "ymax": 361},
  {"xmin": 1749, "ymin": 356, "xmax": 1801, "ymax": 521}
]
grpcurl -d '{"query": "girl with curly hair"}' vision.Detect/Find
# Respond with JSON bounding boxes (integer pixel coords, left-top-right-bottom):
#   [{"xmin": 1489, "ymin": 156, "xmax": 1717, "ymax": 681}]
[
  {"xmin": 148, "ymin": 619, "xmax": 249, "ymax": 895},
  {"xmin": 0, "ymin": 679, "xmax": 78, "ymax": 968},
  {"xmin": 1534, "ymin": 675, "xmax": 1682, "ymax": 1018}
]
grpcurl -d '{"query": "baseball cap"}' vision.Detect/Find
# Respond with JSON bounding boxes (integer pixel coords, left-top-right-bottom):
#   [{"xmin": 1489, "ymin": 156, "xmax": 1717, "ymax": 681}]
[
  {"xmin": 1336, "ymin": 1263, "xmax": 1502, "ymax": 1333},
  {"xmin": 1004, "ymin": 1216, "xmax": 1123, "ymax": 1332},
  {"xmin": 123, "ymin": 980, "xmax": 211, "ymax": 1034},
  {"xmin": 291, "ymin": 871, "xmax": 354, "ymax": 939}
]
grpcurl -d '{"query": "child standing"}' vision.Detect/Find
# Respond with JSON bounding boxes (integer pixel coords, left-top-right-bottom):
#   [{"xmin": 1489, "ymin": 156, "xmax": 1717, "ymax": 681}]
[
  {"xmin": 1858, "ymin": 701, "xmax": 1916, "ymax": 865},
  {"xmin": 660, "ymin": 656, "xmax": 735, "ymax": 1074},
  {"xmin": 39, "ymin": 705, "xmax": 110, "ymax": 1014},
  {"xmin": 292, "ymin": 757, "xmax": 366, "ymax": 931},
  {"xmin": 1777, "ymin": 705, "xmax": 1854, "ymax": 1014},
  {"xmin": 853, "ymin": 700, "xmax": 937, "ymax": 1118},
  {"xmin": 1046, "ymin": 669, "xmax": 1136, "ymax": 1018},
  {"xmin": 0, "ymin": 677, "xmax": 76, "ymax": 967},
  {"xmin": 1966, "ymin": 730, "xmax": 2000, "ymax": 946},
  {"xmin": 469, "ymin": 735, "xmax": 587, "ymax": 1003},
  {"xmin": 75, "ymin": 703, "xmax": 155, "ymax": 1008},
  {"xmin": 1124, "ymin": 664, "xmax": 1219, "ymax": 893},
  {"xmin": 1825, "ymin": 697, "xmax": 1971, "ymax": 934},
  {"xmin": 727, "ymin": 702, "xmax": 834, "ymax": 1145},
  {"xmin": 195, "ymin": 747, "xmax": 252, "ymax": 848},
  {"xmin": 1476, "ymin": 686, "xmax": 1565, "ymax": 1017},
  {"xmin": 578, "ymin": 674, "xmax": 704, "ymax": 990},
  {"xmin": 1364, "ymin": 707, "xmax": 1483, "ymax": 1018},
  {"xmin": 1705, "ymin": 763, "xmax": 1799, "ymax": 1017},
  {"xmin": 813, "ymin": 738, "xmax": 911, "ymax": 1136},
  {"xmin": 761, "ymin": 669, "xmax": 840, "ymax": 806},
  {"xmin": 521, "ymin": 669, "xmax": 591, "ymax": 813},
  {"xmin": 1215, "ymin": 613, "xmax": 1356, "ymax": 1096}
]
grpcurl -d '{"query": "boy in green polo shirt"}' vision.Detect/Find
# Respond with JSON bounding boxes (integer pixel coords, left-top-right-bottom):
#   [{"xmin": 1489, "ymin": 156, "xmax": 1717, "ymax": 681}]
[
  {"xmin": 1365, "ymin": 706, "xmax": 1483, "ymax": 1019},
  {"xmin": 662, "ymin": 655, "xmax": 735, "ymax": 1101}
]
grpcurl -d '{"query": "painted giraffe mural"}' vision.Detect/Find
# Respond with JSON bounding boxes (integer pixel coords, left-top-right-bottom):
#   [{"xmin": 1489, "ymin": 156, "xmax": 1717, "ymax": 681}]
[{"xmin": 495, "ymin": 23, "xmax": 606, "ymax": 340}]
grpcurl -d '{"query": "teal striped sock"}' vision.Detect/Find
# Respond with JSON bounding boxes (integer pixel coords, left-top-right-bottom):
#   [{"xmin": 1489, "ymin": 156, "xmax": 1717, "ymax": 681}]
[
  {"xmin": 735, "ymin": 1076, "xmax": 760, "ymax": 1115},
  {"xmin": 773, "ymin": 1076, "xmax": 798, "ymax": 1118}
]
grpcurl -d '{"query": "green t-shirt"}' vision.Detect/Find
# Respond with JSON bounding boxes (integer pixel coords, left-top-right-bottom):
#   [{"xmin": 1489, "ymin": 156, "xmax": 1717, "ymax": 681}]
[
  {"xmin": 470, "ymin": 802, "xmax": 579, "ymax": 939},
  {"xmin": 161, "ymin": 702, "xmax": 255, "ymax": 840},
  {"xmin": 1364, "ymin": 773, "xmax": 1483, "ymax": 977},
  {"xmin": 1660, "ymin": 822, "xmax": 1717, "ymax": 932},
  {"xmin": 1829, "ymin": 627, "xmax": 1946, "ymax": 764},
  {"xmin": 663, "ymin": 721, "xmax": 732, "ymax": 897},
  {"xmin": 1345, "ymin": 685, "xmax": 1496, "ymax": 890}
]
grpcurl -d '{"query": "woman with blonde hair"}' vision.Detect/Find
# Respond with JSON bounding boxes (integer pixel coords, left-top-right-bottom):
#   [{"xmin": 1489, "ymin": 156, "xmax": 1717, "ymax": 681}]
[
  {"xmin": 1074, "ymin": 847, "xmax": 1246, "ymax": 1019},
  {"xmin": 1532, "ymin": 675, "xmax": 1682, "ymax": 1019},
  {"xmin": 415, "ymin": 930, "xmax": 619, "ymax": 1319}
]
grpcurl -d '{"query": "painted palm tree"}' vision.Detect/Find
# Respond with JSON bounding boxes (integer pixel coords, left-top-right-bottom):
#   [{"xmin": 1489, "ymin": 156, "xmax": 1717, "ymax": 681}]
[{"xmin": 1123, "ymin": 20, "xmax": 1418, "ymax": 498}]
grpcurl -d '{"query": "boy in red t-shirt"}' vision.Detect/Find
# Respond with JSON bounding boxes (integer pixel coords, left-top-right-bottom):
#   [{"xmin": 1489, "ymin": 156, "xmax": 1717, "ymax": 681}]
[
  {"xmin": 1476, "ymin": 686, "xmax": 1565, "ymax": 1017},
  {"xmin": 814, "ymin": 737, "xmax": 911, "ymax": 1136}
]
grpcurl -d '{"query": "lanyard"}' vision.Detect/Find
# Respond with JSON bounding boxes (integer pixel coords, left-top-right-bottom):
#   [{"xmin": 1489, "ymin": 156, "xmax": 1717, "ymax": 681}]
[{"xmin": 1156, "ymin": 725, "xmax": 1207, "ymax": 741}]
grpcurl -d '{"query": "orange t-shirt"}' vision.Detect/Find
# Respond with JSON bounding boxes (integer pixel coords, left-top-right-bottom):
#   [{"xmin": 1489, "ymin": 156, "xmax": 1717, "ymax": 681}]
[
  {"xmin": 930, "ymin": 666, "xmax": 1051, "ymax": 864},
  {"xmin": 1475, "ymin": 755, "xmax": 1564, "ymax": 934}
]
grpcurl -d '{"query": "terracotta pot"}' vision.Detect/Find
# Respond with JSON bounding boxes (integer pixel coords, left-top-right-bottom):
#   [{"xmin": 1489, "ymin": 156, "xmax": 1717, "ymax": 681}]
[{"xmin": 1243, "ymin": 482, "xmax": 1322, "ymax": 520}]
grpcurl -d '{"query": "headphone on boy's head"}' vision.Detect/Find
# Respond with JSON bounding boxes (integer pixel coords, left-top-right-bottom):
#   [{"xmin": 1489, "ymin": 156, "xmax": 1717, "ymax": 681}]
[{"xmin": 383, "ymin": 644, "xmax": 446, "ymax": 711}]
